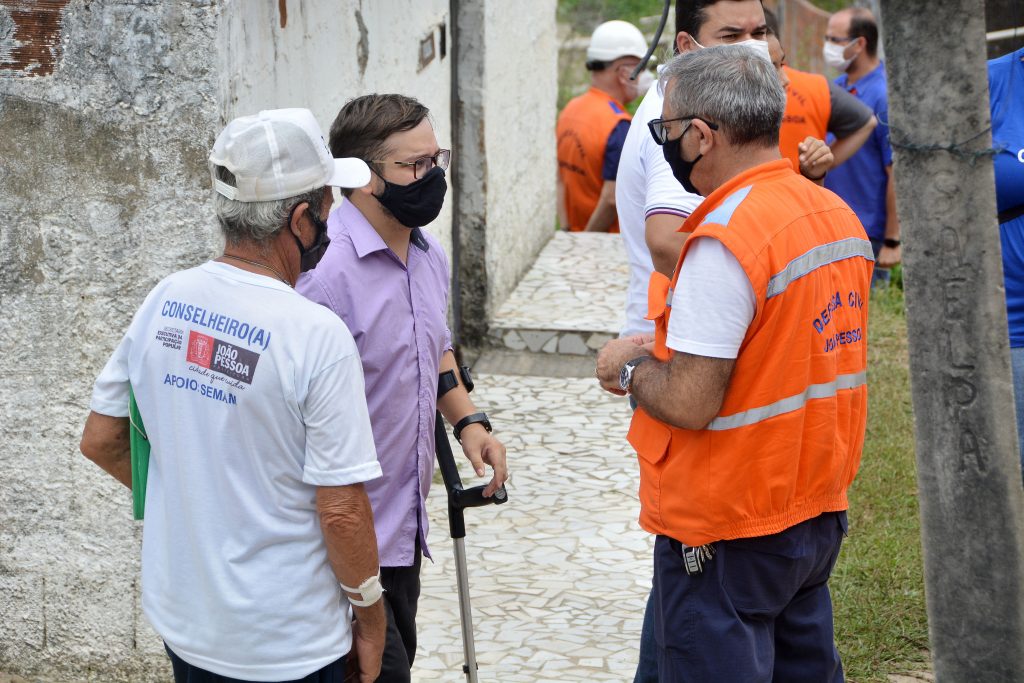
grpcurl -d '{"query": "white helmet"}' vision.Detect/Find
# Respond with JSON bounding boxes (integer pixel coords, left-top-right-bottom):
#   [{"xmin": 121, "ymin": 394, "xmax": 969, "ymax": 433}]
[{"xmin": 586, "ymin": 20, "xmax": 647, "ymax": 64}]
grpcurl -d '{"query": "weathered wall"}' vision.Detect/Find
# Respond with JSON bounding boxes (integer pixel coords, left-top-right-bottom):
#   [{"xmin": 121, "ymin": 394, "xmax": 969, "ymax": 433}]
[
  {"xmin": 0, "ymin": 1, "xmax": 221, "ymax": 680},
  {"xmin": 482, "ymin": 0, "xmax": 557, "ymax": 321},
  {"xmin": 455, "ymin": 0, "xmax": 557, "ymax": 344},
  {"xmin": 218, "ymin": 0, "xmax": 453, "ymax": 254},
  {"xmin": 1, "ymin": 0, "xmax": 556, "ymax": 680}
]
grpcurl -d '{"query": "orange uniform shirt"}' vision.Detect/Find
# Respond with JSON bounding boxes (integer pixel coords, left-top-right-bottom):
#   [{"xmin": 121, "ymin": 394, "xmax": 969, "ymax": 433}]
[
  {"xmin": 779, "ymin": 66, "xmax": 832, "ymax": 172},
  {"xmin": 557, "ymin": 87, "xmax": 631, "ymax": 232},
  {"xmin": 631, "ymin": 160, "xmax": 873, "ymax": 547}
]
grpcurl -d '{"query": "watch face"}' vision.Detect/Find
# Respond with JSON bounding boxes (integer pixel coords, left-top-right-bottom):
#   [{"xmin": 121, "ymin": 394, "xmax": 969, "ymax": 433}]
[{"xmin": 619, "ymin": 363, "xmax": 631, "ymax": 391}]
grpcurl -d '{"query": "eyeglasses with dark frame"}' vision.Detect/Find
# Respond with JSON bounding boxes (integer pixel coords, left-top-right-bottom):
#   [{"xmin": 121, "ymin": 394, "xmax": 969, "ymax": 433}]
[
  {"xmin": 372, "ymin": 149, "xmax": 451, "ymax": 179},
  {"xmin": 823, "ymin": 34, "xmax": 854, "ymax": 45},
  {"xmin": 647, "ymin": 116, "xmax": 720, "ymax": 146}
]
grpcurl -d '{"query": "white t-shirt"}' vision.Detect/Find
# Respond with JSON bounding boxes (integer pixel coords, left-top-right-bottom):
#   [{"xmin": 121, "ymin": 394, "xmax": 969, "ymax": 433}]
[
  {"xmin": 90, "ymin": 261, "xmax": 381, "ymax": 681},
  {"xmin": 616, "ymin": 78, "xmax": 703, "ymax": 337},
  {"xmin": 666, "ymin": 237, "xmax": 756, "ymax": 359}
]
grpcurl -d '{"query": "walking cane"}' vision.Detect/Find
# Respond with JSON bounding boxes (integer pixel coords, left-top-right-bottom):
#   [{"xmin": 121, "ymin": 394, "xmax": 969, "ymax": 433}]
[{"xmin": 435, "ymin": 366, "xmax": 508, "ymax": 683}]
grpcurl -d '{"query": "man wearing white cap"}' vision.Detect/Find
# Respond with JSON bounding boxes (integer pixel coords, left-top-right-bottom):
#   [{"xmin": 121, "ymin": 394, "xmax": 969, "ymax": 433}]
[
  {"xmin": 557, "ymin": 19, "xmax": 653, "ymax": 232},
  {"xmin": 80, "ymin": 108, "xmax": 387, "ymax": 683}
]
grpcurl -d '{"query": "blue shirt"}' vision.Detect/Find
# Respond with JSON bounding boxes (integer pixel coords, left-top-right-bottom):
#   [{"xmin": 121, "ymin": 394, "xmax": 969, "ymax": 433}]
[
  {"xmin": 825, "ymin": 62, "xmax": 892, "ymax": 241},
  {"xmin": 602, "ymin": 120, "xmax": 630, "ymax": 180},
  {"xmin": 989, "ymin": 47, "xmax": 1024, "ymax": 346}
]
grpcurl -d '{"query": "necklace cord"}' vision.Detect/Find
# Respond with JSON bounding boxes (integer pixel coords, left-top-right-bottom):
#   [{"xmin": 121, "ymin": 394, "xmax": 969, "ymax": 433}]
[{"xmin": 220, "ymin": 254, "xmax": 291, "ymax": 287}]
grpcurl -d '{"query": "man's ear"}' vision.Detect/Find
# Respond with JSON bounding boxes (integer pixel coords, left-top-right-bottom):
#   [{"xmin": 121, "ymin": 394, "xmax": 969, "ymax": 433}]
[
  {"xmin": 693, "ymin": 120, "xmax": 716, "ymax": 156},
  {"xmin": 676, "ymin": 31, "xmax": 696, "ymax": 54},
  {"xmin": 288, "ymin": 202, "xmax": 308, "ymax": 238}
]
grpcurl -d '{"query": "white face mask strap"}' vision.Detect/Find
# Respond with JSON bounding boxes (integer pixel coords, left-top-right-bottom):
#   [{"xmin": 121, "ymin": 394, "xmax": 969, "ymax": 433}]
[{"xmin": 340, "ymin": 572, "xmax": 385, "ymax": 607}]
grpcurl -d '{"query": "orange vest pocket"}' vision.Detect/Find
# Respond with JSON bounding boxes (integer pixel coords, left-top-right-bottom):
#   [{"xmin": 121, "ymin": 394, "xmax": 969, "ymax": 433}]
[{"xmin": 627, "ymin": 409, "xmax": 672, "ymax": 465}]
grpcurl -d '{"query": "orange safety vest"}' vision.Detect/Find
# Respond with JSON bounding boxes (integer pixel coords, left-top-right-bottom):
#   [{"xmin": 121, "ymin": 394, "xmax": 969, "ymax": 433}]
[
  {"xmin": 779, "ymin": 66, "xmax": 832, "ymax": 173},
  {"xmin": 629, "ymin": 159, "xmax": 873, "ymax": 547},
  {"xmin": 557, "ymin": 87, "xmax": 631, "ymax": 232}
]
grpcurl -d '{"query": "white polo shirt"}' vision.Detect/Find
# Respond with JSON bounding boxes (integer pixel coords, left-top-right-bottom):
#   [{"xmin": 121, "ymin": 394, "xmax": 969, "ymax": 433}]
[
  {"xmin": 615, "ymin": 78, "xmax": 703, "ymax": 337},
  {"xmin": 90, "ymin": 262, "xmax": 381, "ymax": 681}
]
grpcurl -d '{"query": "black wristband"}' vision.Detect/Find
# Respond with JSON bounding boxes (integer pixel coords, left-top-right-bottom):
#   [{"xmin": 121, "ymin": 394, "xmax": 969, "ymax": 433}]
[
  {"xmin": 883, "ymin": 238, "xmax": 901, "ymax": 248},
  {"xmin": 453, "ymin": 412, "xmax": 491, "ymax": 443},
  {"xmin": 804, "ymin": 170, "xmax": 827, "ymax": 181}
]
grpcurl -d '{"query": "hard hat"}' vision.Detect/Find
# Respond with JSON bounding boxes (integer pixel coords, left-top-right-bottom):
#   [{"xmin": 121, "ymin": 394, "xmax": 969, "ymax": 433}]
[{"xmin": 587, "ymin": 20, "xmax": 647, "ymax": 63}]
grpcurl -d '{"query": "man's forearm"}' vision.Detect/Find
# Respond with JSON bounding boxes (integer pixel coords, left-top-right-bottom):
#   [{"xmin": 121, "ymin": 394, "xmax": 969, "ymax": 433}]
[
  {"xmin": 437, "ymin": 350, "xmax": 476, "ymax": 424},
  {"xmin": 80, "ymin": 411, "xmax": 133, "ymax": 488},
  {"xmin": 885, "ymin": 168, "xmax": 899, "ymax": 239},
  {"xmin": 317, "ymin": 484, "xmax": 381, "ymax": 589},
  {"xmin": 584, "ymin": 181, "xmax": 617, "ymax": 232},
  {"xmin": 631, "ymin": 352, "xmax": 734, "ymax": 430},
  {"xmin": 830, "ymin": 116, "xmax": 877, "ymax": 168}
]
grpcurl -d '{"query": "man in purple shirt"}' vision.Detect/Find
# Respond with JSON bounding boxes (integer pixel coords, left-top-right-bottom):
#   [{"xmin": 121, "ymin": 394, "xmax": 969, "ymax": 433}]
[{"xmin": 297, "ymin": 94, "xmax": 508, "ymax": 683}]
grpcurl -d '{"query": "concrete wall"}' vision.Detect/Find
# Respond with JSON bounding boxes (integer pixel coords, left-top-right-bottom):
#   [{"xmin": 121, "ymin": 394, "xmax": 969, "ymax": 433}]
[
  {"xmin": 453, "ymin": 0, "xmax": 557, "ymax": 343},
  {"xmin": 0, "ymin": 0, "xmax": 555, "ymax": 680},
  {"xmin": 482, "ymin": 0, "xmax": 558, "ymax": 325},
  {"xmin": 0, "ymin": 2, "xmax": 221, "ymax": 680},
  {"xmin": 218, "ymin": 0, "xmax": 454, "ymax": 254}
]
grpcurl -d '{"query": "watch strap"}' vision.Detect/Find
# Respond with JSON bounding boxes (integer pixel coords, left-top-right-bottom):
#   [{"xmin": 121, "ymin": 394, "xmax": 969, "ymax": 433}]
[
  {"xmin": 883, "ymin": 238, "xmax": 901, "ymax": 248},
  {"xmin": 620, "ymin": 356, "xmax": 651, "ymax": 391},
  {"xmin": 453, "ymin": 412, "xmax": 491, "ymax": 443}
]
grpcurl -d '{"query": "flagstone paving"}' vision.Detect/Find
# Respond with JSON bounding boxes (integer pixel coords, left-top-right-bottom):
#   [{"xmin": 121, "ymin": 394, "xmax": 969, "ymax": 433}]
[
  {"xmin": 415, "ymin": 373, "xmax": 649, "ymax": 682},
  {"xmin": 487, "ymin": 232, "xmax": 628, "ymax": 355}
]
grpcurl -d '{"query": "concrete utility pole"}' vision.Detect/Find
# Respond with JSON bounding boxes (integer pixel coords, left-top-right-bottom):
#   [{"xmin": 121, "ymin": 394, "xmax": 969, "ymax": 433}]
[{"xmin": 879, "ymin": 1, "xmax": 1024, "ymax": 679}]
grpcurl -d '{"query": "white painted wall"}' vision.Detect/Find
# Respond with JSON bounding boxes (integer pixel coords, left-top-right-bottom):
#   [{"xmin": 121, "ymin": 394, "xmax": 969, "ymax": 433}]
[
  {"xmin": 0, "ymin": 1, "xmax": 555, "ymax": 679},
  {"xmin": 218, "ymin": 0, "xmax": 454, "ymax": 254},
  {"xmin": 482, "ymin": 0, "xmax": 558, "ymax": 315}
]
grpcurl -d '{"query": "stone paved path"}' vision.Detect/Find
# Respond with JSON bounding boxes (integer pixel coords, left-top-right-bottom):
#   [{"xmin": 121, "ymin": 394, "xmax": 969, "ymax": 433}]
[{"xmin": 415, "ymin": 374, "xmax": 647, "ymax": 682}]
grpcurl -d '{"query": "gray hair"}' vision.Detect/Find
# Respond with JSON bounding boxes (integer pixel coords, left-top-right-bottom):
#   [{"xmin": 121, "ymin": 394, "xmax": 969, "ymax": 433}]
[
  {"xmin": 212, "ymin": 165, "xmax": 326, "ymax": 249},
  {"xmin": 659, "ymin": 44, "xmax": 785, "ymax": 148}
]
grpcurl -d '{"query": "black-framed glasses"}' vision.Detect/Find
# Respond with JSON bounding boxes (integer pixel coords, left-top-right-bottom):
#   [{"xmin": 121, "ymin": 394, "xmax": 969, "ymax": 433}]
[
  {"xmin": 824, "ymin": 34, "xmax": 853, "ymax": 45},
  {"xmin": 647, "ymin": 116, "xmax": 719, "ymax": 146},
  {"xmin": 372, "ymin": 149, "xmax": 451, "ymax": 179}
]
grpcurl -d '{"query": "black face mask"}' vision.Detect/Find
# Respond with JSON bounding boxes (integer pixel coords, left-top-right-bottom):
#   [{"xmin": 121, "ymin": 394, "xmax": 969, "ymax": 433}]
[
  {"xmin": 292, "ymin": 206, "xmax": 331, "ymax": 272},
  {"xmin": 662, "ymin": 134, "xmax": 703, "ymax": 196},
  {"xmin": 373, "ymin": 166, "xmax": 447, "ymax": 228}
]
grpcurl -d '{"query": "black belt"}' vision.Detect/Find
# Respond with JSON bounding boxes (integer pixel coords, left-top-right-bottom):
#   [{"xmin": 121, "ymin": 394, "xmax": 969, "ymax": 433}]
[{"xmin": 1000, "ymin": 204, "xmax": 1024, "ymax": 224}]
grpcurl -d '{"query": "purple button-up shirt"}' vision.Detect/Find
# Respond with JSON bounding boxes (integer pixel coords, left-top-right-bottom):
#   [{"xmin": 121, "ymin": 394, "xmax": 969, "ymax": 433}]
[{"xmin": 296, "ymin": 199, "xmax": 452, "ymax": 566}]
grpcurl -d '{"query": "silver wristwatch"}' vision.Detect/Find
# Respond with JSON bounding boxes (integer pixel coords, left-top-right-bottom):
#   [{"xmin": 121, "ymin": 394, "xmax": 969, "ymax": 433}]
[{"xmin": 618, "ymin": 356, "xmax": 650, "ymax": 392}]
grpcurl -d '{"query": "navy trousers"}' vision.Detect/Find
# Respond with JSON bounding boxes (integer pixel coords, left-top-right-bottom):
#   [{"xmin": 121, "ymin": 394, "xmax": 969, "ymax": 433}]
[
  {"xmin": 654, "ymin": 511, "xmax": 848, "ymax": 683},
  {"xmin": 165, "ymin": 645, "xmax": 345, "ymax": 683}
]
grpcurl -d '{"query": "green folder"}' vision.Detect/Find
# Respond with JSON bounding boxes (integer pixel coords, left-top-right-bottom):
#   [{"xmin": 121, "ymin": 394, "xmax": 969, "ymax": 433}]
[{"xmin": 128, "ymin": 385, "xmax": 150, "ymax": 520}]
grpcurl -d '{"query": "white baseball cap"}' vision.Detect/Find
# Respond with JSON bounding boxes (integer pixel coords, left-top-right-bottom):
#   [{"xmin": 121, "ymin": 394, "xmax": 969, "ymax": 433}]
[
  {"xmin": 587, "ymin": 20, "xmax": 647, "ymax": 63},
  {"xmin": 209, "ymin": 108, "xmax": 371, "ymax": 202}
]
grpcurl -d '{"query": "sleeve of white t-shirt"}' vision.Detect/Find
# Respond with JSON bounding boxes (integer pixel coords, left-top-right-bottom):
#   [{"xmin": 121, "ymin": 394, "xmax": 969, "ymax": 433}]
[
  {"xmin": 642, "ymin": 133, "xmax": 703, "ymax": 220},
  {"xmin": 90, "ymin": 334, "xmax": 132, "ymax": 418},
  {"xmin": 665, "ymin": 237, "xmax": 757, "ymax": 359},
  {"xmin": 301, "ymin": 349, "xmax": 382, "ymax": 486}
]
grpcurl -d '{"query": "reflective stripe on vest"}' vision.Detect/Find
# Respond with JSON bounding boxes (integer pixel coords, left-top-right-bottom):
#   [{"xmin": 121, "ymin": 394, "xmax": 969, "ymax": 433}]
[
  {"xmin": 707, "ymin": 369, "xmax": 867, "ymax": 431},
  {"xmin": 766, "ymin": 237, "xmax": 875, "ymax": 300}
]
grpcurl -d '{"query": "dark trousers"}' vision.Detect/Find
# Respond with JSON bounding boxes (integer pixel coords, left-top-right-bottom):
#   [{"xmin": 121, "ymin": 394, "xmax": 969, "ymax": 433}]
[
  {"xmin": 165, "ymin": 644, "xmax": 345, "ymax": 683},
  {"xmin": 654, "ymin": 511, "xmax": 848, "ymax": 683},
  {"xmin": 375, "ymin": 548, "xmax": 423, "ymax": 683}
]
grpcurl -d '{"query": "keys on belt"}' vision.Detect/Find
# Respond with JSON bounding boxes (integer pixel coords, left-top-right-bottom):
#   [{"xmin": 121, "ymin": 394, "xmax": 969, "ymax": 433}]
[{"xmin": 683, "ymin": 543, "xmax": 716, "ymax": 575}]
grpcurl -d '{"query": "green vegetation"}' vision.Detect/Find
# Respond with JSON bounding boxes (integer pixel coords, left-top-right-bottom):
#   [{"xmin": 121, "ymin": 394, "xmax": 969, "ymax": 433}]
[
  {"xmin": 832, "ymin": 284, "xmax": 929, "ymax": 681},
  {"xmin": 557, "ymin": 0, "xmax": 659, "ymax": 35}
]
